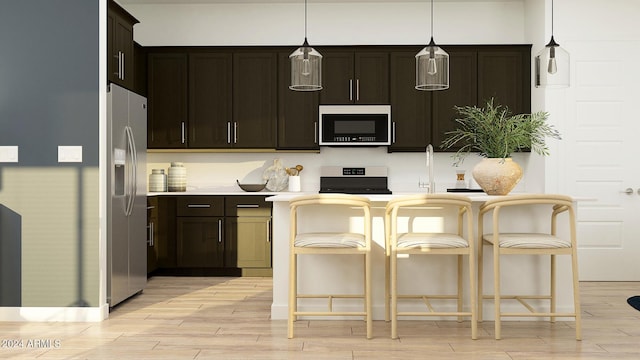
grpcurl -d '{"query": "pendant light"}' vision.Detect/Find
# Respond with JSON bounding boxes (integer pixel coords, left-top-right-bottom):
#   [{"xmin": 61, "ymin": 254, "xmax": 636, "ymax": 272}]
[
  {"xmin": 289, "ymin": 0, "xmax": 322, "ymax": 91},
  {"xmin": 415, "ymin": 0, "xmax": 449, "ymax": 91},
  {"xmin": 535, "ymin": 0, "xmax": 569, "ymax": 88}
]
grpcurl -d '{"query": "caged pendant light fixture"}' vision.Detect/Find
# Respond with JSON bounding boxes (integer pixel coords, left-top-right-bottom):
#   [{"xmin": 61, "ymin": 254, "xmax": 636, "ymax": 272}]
[
  {"xmin": 289, "ymin": 0, "xmax": 322, "ymax": 91},
  {"xmin": 415, "ymin": 0, "xmax": 449, "ymax": 91},
  {"xmin": 535, "ymin": 0, "xmax": 569, "ymax": 88}
]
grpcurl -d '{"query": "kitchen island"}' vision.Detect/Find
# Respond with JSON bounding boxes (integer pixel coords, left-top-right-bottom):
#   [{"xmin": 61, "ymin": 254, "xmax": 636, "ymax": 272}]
[{"xmin": 267, "ymin": 192, "xmax": 580, "ymax": 321}]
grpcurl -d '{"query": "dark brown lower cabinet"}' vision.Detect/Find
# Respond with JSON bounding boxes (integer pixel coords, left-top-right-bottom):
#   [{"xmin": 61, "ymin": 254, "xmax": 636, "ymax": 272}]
[
  {"xmin": 149, "ymin": 195, "xmax": 272, "ymax": 277},
  {"xmin": 176, "ymin": 216, "xmax": 224, "ymax": 268}
]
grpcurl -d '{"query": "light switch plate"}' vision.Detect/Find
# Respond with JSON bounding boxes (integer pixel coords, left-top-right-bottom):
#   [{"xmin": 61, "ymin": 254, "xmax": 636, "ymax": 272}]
[
  {"xmin": 0, "ymin": 146, "xmax": 19, "ymax": 162},
  {"xmin": 58, "ymin": 146, "xmax": 83, "ymax": 163}
]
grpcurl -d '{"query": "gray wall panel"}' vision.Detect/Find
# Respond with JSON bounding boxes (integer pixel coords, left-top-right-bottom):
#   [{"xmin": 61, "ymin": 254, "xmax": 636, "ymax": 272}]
[{"xmin": 0, "ymin": 0, "xmax": 100, "ymax": 307}]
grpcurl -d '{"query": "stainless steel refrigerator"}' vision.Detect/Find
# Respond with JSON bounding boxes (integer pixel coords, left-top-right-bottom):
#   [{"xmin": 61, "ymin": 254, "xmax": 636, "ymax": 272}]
[{"xmin": 107, "ymin": 83, "xmax": 147, "ymax": 307}]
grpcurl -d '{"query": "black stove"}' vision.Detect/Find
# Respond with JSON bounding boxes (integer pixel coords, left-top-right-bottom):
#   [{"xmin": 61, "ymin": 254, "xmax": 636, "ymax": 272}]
[{"xmin": 319, "ymin": 166, "xmax": 392, "ymax": 195}]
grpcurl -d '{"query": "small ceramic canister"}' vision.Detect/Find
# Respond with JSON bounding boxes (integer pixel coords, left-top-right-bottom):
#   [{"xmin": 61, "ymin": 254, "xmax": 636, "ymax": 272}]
[
  {"xmin": 167, "ymin": 162, "xmax": 187, "ymax": 192},
  {"xmin": 149, "ymin": 169, "xmax": 167, "ymax": 192}
]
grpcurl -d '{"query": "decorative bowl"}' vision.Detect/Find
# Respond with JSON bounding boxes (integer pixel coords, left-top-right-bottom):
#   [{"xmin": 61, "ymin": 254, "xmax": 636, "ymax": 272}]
[{"xmin": 236, "ymin": 180, "xmax": 267, "ymax": 192}]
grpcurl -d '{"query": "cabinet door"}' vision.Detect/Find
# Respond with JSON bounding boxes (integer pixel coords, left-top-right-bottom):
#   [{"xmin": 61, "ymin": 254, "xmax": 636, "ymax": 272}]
[
  {"xmin": 229, "ymin": 212, "xmax": 272, "ymax": 268},
  {"xmin": 147, "ymin": 53, "xmax": 188, "ymax": 148},
  {"xmin": 107, "ymin": 0, "xmax": 137, "ymax": 90},
  {"xmin": 177, "ymin": 217, "xmax": 224, "ymax": 268},
  {"xmin": 355, "ymin": 52, "xmax": 389, "ymax": 104},
  {"xmin": 277, "ymin": 52, "xmax": 319, "ymax": 150},
  {"xmin": 155, "ymin": 196, "xmax": 177, "ymax": 268},
  {"xmin": 189, "ymin": 53, "xmax": 233, "ymax": 148},
  {"xmin": 114, "ymin": 16, "xmax": 135, "ymax": 90},
  {"xmin": 388, "ymin": 50, "xmax": 431, "ymax": 152},
  {"xmin": 431, "ymin": 49, "xmax": 478, "ymax": 150},
  {"xmin": 147, "ymin": 197, "xmax": 158, "ymax": 274},
  {"xmin": 233, "ymin": 52, "xmax": 277, "ymax": 148},
  {"xmin": 477, "ymin": 46, "xmax": 531, "ymax": 115},
  {"xmin": 320, "ymin": 51, "xmax": 355, "ymax": 105}
]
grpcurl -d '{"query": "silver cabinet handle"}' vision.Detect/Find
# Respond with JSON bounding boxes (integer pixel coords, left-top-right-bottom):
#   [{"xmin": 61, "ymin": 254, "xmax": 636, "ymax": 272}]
[
  {"xmin": 392, "ymin": 122, "xmax": 396, "ymax": 144},
  {"xmin": 181, "ymin": 121, "xmax": 186, "ymax": 144},
  {"xmin": 314, "ymin": 121, "xmax": 318, "ymax": 144},
  {"xmin": 218, "ymin": 219, "xmax": 223, "ymax": 243},
  {"xmin": 147, "ymin": 221, "xmax": 154, "ymax": 246},
  {"xmin": 187, "ymin": 204, "xmax": 211, "ymax": 208},
  {"xmin": 622, "ymin": 188, "xmax": 633, "ymax": 195},
  {"xmin": 349, "ymin": 79, "xmax": 353, "ymax": 101},
  {"xmin": 234, "ymin": 122, "xmax": 238, "ymax": 144},
  {"xmin": 227, "ymin": 122, "xmax": 231, "ymax": 144},
  {"xmin": 267, "ymin": 219, "xmax": 271, "ymax": 243},
  {"xmin": 356, "ymin": 79, "xmax": 360, "ymax": 101},
  {"xmin": 237, "ymin": 204, "xmax": 260, "ymax": 208},
  {"xmin": 118, "ymin": 51, "xmax": 124, "ymax": 80}
]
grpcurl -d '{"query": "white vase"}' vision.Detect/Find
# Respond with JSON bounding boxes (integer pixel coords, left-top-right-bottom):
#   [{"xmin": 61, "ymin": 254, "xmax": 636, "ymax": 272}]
[{"xmin": 472, "ymin": 158, "xmax": 523, "ymax": 195}]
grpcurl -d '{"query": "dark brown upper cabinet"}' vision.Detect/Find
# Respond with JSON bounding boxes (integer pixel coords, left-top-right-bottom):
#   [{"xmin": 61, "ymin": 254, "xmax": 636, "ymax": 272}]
[
  {"xmin": 388, "ymin": 49, "xmax": 432, "ymax": 152},
  {"xmin": 431, "ymin": 48, "xmax": 478, "ymax": 150},
  {"xmin": 107, "ymin": 0, "xmax": 138, "ymax": 90},
  {"xmin": 477, "ymin": 45, "xmax": 531, "ymax": 115},
  {"xmin": 319, "ymin": 50, "xmax": 389, "ymax": 105},
  {"xmin": 232, "ymin": 52, "xmax": 278, "ymax": 148},
  {"xmin": 389, "ymin": 45, "xmax": 530, "ymax": 152},
  {"xmin": 277, "ymin": 52, "xmax": 320, "ymax": 150},
  {"xmin": 147, "ymin": 52, "xmax": 188, "ymax": 149},
  {"xmin": 144, "ymin": 45, "xmax": 530, "ymax": 151},
  {"xmin": 189, "ymin": 52, "xmax": 233, "ymax": 148}
]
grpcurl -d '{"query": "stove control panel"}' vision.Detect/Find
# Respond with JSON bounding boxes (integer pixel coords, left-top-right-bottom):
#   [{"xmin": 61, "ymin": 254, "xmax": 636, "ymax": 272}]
[
  {"xmin": 320, "ymin": 166, "xmax": 388, "ymax": 177},
  {"xmin": 342, "ymin": 167, "xmax": 366, "ymax": 176}
]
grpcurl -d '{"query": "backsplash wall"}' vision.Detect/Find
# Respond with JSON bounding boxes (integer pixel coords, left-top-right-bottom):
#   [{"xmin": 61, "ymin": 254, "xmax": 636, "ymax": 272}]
[{"xmin": 147, "ymin": 147, "xmax": 534, "ymax": 193}]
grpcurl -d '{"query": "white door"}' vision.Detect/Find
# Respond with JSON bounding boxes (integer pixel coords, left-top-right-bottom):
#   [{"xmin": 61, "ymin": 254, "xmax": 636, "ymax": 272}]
[{"xmin": 555, "ymin": 40, "xmax": 640, "ymax": 280}]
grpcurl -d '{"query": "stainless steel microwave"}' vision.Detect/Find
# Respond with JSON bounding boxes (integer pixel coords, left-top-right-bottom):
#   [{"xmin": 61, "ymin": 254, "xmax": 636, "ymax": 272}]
[{"xmin": 318, "ymin": 105, "xmax": 392, "ymax": 146}]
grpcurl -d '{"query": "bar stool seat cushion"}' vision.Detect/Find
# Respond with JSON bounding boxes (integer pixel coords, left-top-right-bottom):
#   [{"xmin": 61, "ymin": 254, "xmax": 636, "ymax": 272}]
[
  {"xmin": 397, "ymin": 233, "xmax": 469, "ymax": 249},
  {"xmin": 294, "ymin": 232, "xmax": 366, "ymax": 248},
  {"xmin": 483, "ymin": 233, "xmax": 571, "ymax": 249}
]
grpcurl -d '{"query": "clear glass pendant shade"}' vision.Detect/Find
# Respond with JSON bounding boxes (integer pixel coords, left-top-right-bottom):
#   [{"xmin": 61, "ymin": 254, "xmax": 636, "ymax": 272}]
[
  {"xmin": 415, "ymin": 38, "xmax": 450, "ymax": 91},
  {"xmin": 289, "ymin": 39, "xmax": 322, "ymax": 91},
  {"xmin": 535, "ymin": 36, "xmax": 570, "ymax": 88}
]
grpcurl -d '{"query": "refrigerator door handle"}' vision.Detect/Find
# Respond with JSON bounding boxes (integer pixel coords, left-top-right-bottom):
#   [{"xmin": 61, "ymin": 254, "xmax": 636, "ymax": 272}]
[{"xmin": 125, "ymin": 126, "xmax": 137, "ymax": 216}]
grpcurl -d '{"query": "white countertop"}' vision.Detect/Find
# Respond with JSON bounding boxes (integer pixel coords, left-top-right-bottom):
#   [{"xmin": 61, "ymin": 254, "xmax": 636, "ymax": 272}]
[
  {"xmin": 148, "ymin": 189, "xmax": 595, "ymax": 203},
  {"xmin": 266, "ymin": 191, "xmax": 498, "ymax": 202},
  {"xmin": 147, "ymin": 185, "xmax": 284, "ymax": 196}
]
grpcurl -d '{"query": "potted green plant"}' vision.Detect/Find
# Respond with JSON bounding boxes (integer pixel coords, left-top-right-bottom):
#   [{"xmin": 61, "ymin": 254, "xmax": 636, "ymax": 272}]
[{"xmin": 441, "ymin": 98, "xmax": 561, "ymax": 195}]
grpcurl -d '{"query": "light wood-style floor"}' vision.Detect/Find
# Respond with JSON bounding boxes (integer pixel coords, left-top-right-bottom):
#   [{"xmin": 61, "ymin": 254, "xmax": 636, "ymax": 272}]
[{"xmin": 1, "ymin": 277, "xmax": 639, "ymax": 359}]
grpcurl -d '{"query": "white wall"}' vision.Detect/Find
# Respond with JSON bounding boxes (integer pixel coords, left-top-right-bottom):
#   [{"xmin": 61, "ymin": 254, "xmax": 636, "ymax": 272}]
[
  {"xmin": 127, "ymin": 1, "xmax": 526, "ymax": 46},
  {"xmin": 129, "ymin": 0, "xmax": 545, "ymax": 193}
]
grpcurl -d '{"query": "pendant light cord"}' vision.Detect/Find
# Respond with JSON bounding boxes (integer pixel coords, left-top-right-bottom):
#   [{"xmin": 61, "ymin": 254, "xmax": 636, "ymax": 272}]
[
  {"xmin": 551, "ymin": 0, "xmax": 554, "ymax": 36},
  {"xmin": 304, "ymin": 0, "xmax": 308, "ymax": 40},
  {"xmin": 430, "ymin": 0, "xmax": 434, "ymax": 40}
]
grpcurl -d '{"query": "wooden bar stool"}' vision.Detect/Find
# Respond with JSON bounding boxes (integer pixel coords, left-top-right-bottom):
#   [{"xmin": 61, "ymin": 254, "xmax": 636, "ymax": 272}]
[
  {"xmin": 384, "ymin": 194, "xmax": 477, "ymax": 339},
  {"xmin": 478, "ymin": 194, "xmax": 582, "ymax": 340},
  {"xmin": 288, "ymin": 194, "xmax": 372, "ymax": 339}
]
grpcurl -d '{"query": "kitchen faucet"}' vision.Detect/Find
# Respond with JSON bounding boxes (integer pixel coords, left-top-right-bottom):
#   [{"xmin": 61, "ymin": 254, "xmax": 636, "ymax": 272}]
[{"xmin": 425, "ymin": 144, "xmax": 435, "ymax": 193}]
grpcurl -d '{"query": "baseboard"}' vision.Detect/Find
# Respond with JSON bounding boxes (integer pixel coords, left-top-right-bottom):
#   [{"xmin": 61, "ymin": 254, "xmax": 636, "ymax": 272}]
[
  {"xmin": 0, "ymin": 305, "xmax": 109, "ymax": 322},
  {"xmin": 241, "ymin": 268, "xmax": 273, "ymax": 277}
]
